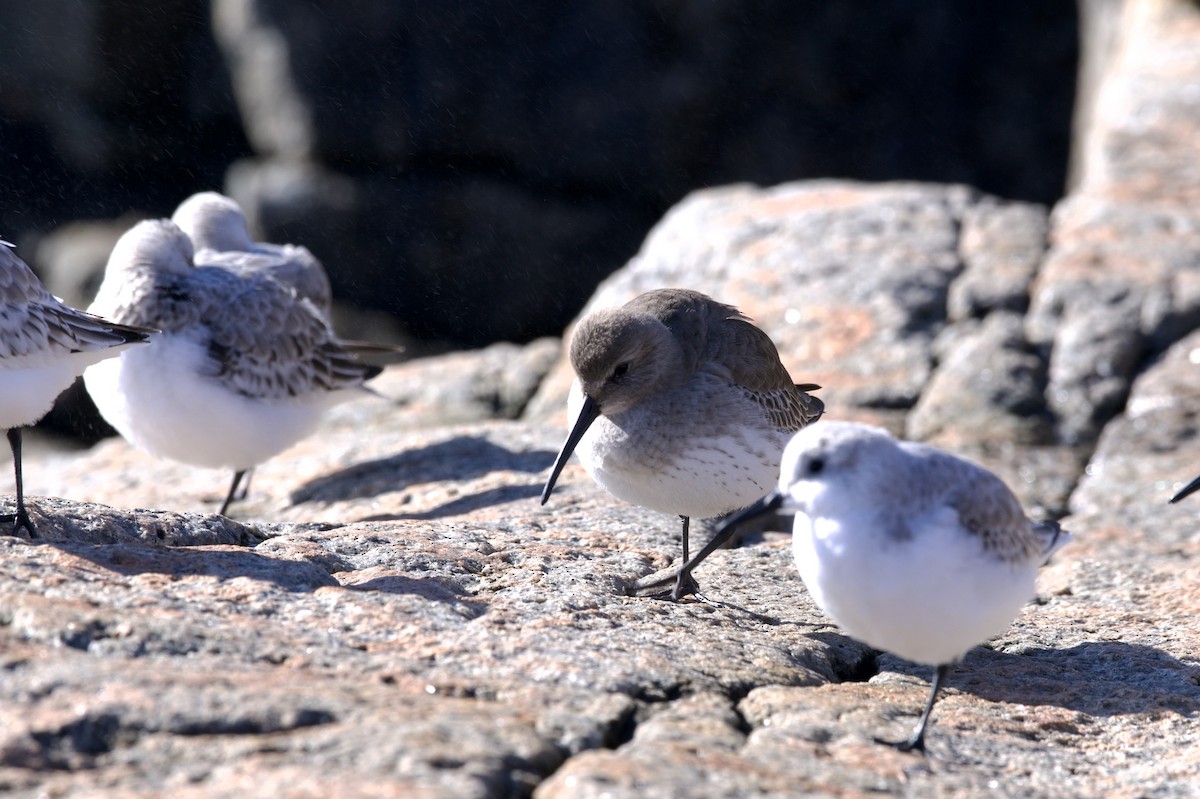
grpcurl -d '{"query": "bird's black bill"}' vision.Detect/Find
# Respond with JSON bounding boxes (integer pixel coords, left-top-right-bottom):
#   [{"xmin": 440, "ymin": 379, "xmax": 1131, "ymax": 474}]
[
  {"xmin": 541, "ymin": 394, "xmax": 600, "ymax": 505},
  {"xmin": 640, "ymin": 490, "xmax": 785, "ymax": 600},
  {"xmin": 1170, "ymin": 474, "xmax": 1200, "ymax": 503}
]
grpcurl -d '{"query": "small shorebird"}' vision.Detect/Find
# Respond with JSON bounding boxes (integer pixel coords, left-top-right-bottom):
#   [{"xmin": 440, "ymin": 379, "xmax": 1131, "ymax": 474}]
[
  {"xmin": 649, "ymin": 421, "xmax": 1070, "ymax": 752},
  {"xmin": 540, "ymin": 288, "xmax": 824, "ymax": 598},
  {"xmin": 83, "ymin": 217, "xmax": 383, "ymax": 516},
  {"xmin": 169, "ymin": 191, "xmax": 337, "ymax": 504},
  {"xmin": 0, "ymin": 240, "xmax": 153, "ymax": 536},
  {"xmin": 171, "ymin": 191, "xmax": 332, "ymax": 314}
]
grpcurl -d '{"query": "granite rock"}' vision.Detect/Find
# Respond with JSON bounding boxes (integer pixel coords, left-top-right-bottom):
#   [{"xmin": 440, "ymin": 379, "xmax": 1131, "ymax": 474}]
[
  {"xmin": 4, "ymin": 313, "xmax": 1199, "ymax": 797},
  {"xmin": 4, "ymin": 2, "xmax": 1200, "ymax": 794},
  {"xmin": 1028, "ymin": 0, "xmax": 1200, "ymax": 445}
]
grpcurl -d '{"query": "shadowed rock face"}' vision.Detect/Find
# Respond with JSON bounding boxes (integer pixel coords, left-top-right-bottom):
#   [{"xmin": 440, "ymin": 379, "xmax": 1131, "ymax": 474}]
[
  {"xmin": 4, "ymin": 1, "xmax": 1076, "ymax": 350},
  {"xmin": 3, "ymin": 2, "xmax": 1200, "ymax": 794}
]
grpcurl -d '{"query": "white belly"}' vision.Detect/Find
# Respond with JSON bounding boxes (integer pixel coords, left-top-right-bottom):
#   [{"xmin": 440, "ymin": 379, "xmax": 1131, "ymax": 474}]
[
  {"xmin": 1, "ymin": 346, "xmax": 136, "ymax": 430},
  {"xmin": 792, "ymin": 508, "xmax": 1036, "ymax": 666},
  {"xmin": 569, "ymin": 381, "xmax": 787, "ymax": 519},
  {"xmin": 83, "ymin": 331, "xmax": 342, "ymax": 471}
]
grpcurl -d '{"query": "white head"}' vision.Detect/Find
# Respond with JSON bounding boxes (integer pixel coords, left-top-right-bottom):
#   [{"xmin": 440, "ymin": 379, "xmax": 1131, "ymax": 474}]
[
  {"xmin": 172, "ymin": 191, "xmax": 254, "ymax": 251},
  {"xmin": 106, "ymin": 219, "xmax": 195, "ymax": 277},
  {"xmin": 89, "ymin": 219, "xmax": 195, "ymax": 321},
  {"xmin": 775, "ymin": 421, "xmax": 898, "ymax": 515}
]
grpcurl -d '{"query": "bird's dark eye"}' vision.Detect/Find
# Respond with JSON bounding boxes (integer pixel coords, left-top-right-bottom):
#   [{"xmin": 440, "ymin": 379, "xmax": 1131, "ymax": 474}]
[
  {"xmin": 805, "ymin": 457, "xmax": 825, "ymax": 475},
  {"xmin": 612, "ymin": 362, "xmax": 630, "ymax": 380}
]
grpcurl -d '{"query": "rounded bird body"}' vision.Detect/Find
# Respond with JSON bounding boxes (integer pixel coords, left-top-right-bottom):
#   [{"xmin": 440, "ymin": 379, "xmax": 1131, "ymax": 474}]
[
  {"xmin": 568, "ymin": 371, "xmax": 793, "ymax": 519},
  {"xmin": 83, "ymin": 323, "xmax": 341, "ymax": 472},
  {"xmin": 172, "ymin": 192, "xmax": 332, "ymax": 314},
  {"xmin": 650, "ymin": 420, "xmax": 1068, "ymax": 751},
  {"xmin": 84, "ymin": 214, "xmax": 379, "ymax": 514},
  {"xmin": 542, "ymin": 288, "xmax": 824, "ymax": 595}
]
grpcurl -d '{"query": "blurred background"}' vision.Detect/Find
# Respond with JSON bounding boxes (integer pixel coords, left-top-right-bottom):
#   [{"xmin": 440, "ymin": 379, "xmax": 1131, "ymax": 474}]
[{"xmin": 0, "ymin": 1, "xmax": 1079, "ymax": 354}]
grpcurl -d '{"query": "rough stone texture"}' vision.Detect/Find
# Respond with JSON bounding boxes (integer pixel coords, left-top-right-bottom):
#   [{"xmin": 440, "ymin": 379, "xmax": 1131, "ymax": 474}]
[
  {"xmin": 950, "ymin": 200, "xmax": 1050, "ymax": 322},
  {"xmin": 4, "ymin": 1, "xmax": 1200, "ymax": 795},
  {"xmin": 911, "ymin": 312, "xmax": 1052, "ymax": 446},
  {"xmin": 1028, "ymin": 0, "xmax": 1200, "ymax": 445},
  {"xmin": 4, "ymin": 390, "xmax": 1198, "ymax": 798}
]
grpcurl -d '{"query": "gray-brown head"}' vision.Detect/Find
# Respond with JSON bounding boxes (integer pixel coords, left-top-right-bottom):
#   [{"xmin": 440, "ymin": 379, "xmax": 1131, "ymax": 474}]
[
  {"xmin": 568, "ymin": 306, "xmax": 691, "ymax": 417},
  {"xmin": 541, "ymin": 303, "xmax": 692, "ymax": 505}
]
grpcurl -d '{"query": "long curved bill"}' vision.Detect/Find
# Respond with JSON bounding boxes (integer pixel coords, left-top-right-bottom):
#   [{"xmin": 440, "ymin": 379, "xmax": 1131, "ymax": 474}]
[
  {"xmin": 541, "ymin": 394, "xmax": 601, "ymax": 505},
  {"xmin": 1170, "ymin": 473, "xmax": 1200, "ymax": 504},
  {"xmin": 647, "ymin": 489, "xmax": 785, "ymax": 600}
]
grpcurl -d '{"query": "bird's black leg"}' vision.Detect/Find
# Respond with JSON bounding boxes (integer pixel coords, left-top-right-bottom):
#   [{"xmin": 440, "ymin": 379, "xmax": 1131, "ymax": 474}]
[
  {"xmin": 885, "ymin": 663, "xmax": 950, "ymax": 754},
  {"xmin": 671, "ymin": 513, "xmax": 729, "ymax": 604},
  {"xmin": 633, "ymin": 515, "xmax": 703, "ymax": 600},
  {"xmin": 218, "ymin": 469, "xmax": 248, "ymax": 516},
  {"xmin": 233, "ymin": 467, "xmax": 254, "ymax": 501},
  {"xmin": 5, "ymin": 429, "xmax": 38, "ymax": 538},
  {"xmin": 670, "ymin": 515, "xmax": 702, "ymax": 599}
]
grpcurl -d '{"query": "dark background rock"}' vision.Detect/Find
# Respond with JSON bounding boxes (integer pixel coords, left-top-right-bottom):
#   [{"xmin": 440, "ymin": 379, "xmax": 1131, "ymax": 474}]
[{"xmin": 1, "ymin": 0, "xmax": 1077, "ymax": 347}]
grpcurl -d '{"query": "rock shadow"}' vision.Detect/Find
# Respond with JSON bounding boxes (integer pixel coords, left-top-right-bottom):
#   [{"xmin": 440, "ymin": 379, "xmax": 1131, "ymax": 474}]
[
  {"xmin": 343, "ymin": 574, "xmax": 487, "ymax": 618},
  {"xmin": 58, "ymin": 541, "xmax": 339, "ymax": 592},
  {"xmin": 357, "ymin": 484, "xmax": 543, "ymax": 522},
  {"xmin": 880, "ymin": 641, "xmax": 1200, "ymax": 717},
  {"xmin": 289, "ymin": 435, "xmax": 556, "ymax": 505}
]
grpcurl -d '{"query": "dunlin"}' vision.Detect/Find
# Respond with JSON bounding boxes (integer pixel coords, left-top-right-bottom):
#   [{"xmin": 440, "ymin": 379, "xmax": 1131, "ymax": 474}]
[
  {"xmin": 650, "ymin": 421, "xmax": 1069, "ymax": 752},
  {"xmin": 83, "ymin": 218, "xmax": 381, "ymax": 516},
  {"xmin": 0, "ymin": 240, "xmax": 153, "ymax": 536},
  {"xmin": 540, "ymin": 288, "xmax": 824, "ymax": 598}
]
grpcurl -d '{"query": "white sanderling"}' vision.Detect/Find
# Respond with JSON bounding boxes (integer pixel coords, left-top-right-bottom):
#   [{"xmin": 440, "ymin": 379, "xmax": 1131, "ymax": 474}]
[
  {"xmin": 83, "ymin": 217, "xmax": 383, "ymax": 516},
  {"xmin": 171, "ymin": 191, "xmax": 332, "ymax": 314},
  {"xmin": 540, "ymin": 288, "xmax": 824, "ymax": 598},
  {"xmin": 0, "ymin": 239, "xmax": 153, "ymax": 536},
  {"xmin": 651, "ymin": 420, "xmax": 1069, "ymax": 752},
  {"xmin": 171, "ymin": 190, "xmax": 336, "ymax": 504}
]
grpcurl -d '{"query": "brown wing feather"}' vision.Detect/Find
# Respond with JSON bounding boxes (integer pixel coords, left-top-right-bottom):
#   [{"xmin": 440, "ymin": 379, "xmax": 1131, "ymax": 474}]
[
  {"xmin": 712, "ymin": 314, "xmax": 824, "ymax": 432},
  {"xmin": 624, "ymin": 288, "xmax": 824, "ymax": 431}
]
